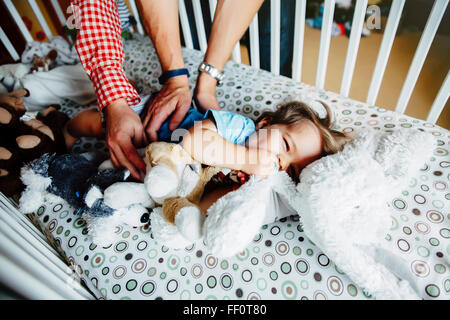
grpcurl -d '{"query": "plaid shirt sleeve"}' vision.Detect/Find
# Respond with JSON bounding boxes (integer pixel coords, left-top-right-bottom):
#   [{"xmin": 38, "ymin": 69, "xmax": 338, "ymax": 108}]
[{"xmin": 71, "ymin": 0, "xmax": 140, "ymax": 111}]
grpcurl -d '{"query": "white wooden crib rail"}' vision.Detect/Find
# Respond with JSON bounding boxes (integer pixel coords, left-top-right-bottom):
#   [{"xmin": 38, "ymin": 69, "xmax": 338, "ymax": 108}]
[
  {"xmin": 0, "ymin": 0, "xmax": 448, "ymax": 124},
  {"xmin": 0, "ymin": 193, "xmax": 95, "ymax": 299}
]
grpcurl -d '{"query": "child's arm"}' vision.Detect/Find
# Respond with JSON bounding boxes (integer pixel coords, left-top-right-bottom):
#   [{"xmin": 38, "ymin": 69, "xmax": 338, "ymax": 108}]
[{"xmin": 182, "ymin": 119, "xmax": 277, "ymax": 176}]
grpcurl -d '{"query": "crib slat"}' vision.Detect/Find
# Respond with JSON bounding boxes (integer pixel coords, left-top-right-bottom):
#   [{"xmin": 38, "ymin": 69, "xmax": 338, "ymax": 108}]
[
  {"xmin": 128, "ymin": 0, "xmax": 145, "ymax": 35},
  {"xmin": 315, "ymin": 0, "xmax": 336, "ymax": 89},
  {"xmin": 0, "ymin": 256, "xmax": 64, "ymax": 300},
  {"xmin": 340, "ymin": 0, "xmax": 368, "ymax": 97},
  {"xmin": 427, "ymin": 71, "xmax": 450, "ymax": 124},
  {"xmin": 4, "ymin": 0, "xmax": 33, "ymax": 43},
  {"xmin": 366, "ymin": 0, "xmax": 405, "ymax": 106},
  {"xmin": 396, "ymin": 0, "xmax": 448, "ymax": 115},
  {"xmin": 208, "ymin": 0, "xmax": 217, "ymax": 19},
  {"xmin": 192, "ymin": 0, "xmax": 208, "ymax": 53},
  {"xmin": 0, "ymin": 214, "xmax": 92, "ymax": 300},
  {"xmin": 50, "ymin": 0, "xmax": 67, "ymax": 26},
  {"xmin": 178, "ymin": 0, "xmax": 194, "ymax": 49},
  {"xmin": 249, "ymin": 14, "xmax": 260, "ymax": 68},
  {"xmin": 0, "ymin": 26, "xmax": 20, "ymax": 61},
  {"xmin": 29, "ymin": 0, "xmax": 53, "ymax": 40},
  {"xmin": 232, "ymin": 42, "xmax": 242, "ymax": 63},
  {"xmin": 0, "ymin": 232, "xmax": 89, "ymax": 300},
  {"xmin": 270, "ymin": 0, "xmax": 281, "ymax": 75},
  {"xmin": 292, "ymin": 0, "xmax": 306, "ymax": 82}
]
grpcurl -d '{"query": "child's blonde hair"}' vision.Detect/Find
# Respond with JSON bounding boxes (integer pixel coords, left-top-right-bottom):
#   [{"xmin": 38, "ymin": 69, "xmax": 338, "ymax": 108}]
[{"xmin": 255, "ymin": 100, "xmax": 350, "ymax": 156}]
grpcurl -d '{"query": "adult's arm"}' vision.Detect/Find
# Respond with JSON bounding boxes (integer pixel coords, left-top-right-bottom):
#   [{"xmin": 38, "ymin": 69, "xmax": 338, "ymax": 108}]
[
  {"xmin": 194, "ymin": 0, "xmax": 264, "ymax": 110},
  {"xmin": 137, "ymin": 0, "xmax": 192, "ymax": 142},
  {"xmin": 71, "ymin": 0, "xmax": 146, "ymax": 179}
]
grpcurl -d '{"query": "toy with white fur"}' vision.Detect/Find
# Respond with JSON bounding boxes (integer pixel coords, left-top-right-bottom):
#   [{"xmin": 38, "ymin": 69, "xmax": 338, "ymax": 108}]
[
  {"xmin": 144, "ymin": 142, "xmax": 221, "ymax": 247},
  {"xmin": 203, "ymin": 128, "xmax": 435, "ymax": 300},
  {"xmin": 19, "ymin": 152, "xmax": 154, "ymax": 246}
]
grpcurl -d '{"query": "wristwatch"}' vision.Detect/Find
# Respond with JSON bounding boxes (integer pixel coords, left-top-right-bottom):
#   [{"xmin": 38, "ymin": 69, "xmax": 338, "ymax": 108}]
[{"xmin": 198, "ymin": 62, "xmax": 224, "ymax": 84}]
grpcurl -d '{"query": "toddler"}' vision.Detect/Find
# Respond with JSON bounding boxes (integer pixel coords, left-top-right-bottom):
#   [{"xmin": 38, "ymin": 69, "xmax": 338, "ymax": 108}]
[{"xmin": 64, "ymin": 94, "xmax": 348, "ymax": 184}]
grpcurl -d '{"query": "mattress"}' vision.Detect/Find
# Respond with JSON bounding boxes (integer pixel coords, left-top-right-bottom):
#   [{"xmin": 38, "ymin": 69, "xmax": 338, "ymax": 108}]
[{"xmin": 29, "ymin": 37, "xmax": 449, "ymax": 300}]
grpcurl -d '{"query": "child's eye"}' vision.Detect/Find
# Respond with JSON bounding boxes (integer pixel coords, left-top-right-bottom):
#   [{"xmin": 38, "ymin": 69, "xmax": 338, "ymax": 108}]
[{"xmin": 283, "ymin": 138, "xmax": 290, "ymax": 152}]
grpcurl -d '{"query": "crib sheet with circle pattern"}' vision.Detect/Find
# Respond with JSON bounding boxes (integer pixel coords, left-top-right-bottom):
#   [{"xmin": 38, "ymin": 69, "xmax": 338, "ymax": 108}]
[{"xmin": 30, "ymin": 37, "xmax": 449, "ymax": 300}]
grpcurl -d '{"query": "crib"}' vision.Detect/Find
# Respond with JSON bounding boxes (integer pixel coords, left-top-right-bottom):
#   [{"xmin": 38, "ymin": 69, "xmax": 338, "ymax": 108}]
[{"xmin": 0, "ymin": 0, "xmax": 449, "ymax": 300}]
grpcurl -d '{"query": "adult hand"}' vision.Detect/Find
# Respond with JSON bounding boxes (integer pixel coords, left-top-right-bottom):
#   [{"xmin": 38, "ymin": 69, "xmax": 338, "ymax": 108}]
[
  {"xmin": 194, "ymin": 72, "xmax": 221, "ymax": 113},
  {"xmin": 104, "ymin": 99, "xmax": 147, "ymax": 180},
  {"xmin": 142, "ymin": 76, "xmax": 192, "ymax": 142}
]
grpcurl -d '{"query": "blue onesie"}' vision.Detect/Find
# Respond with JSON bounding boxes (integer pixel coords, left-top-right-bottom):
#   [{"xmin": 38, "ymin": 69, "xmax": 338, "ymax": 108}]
[{"xmin": 132, "ymin": 94, "xmax": 256, "ymax": 145}]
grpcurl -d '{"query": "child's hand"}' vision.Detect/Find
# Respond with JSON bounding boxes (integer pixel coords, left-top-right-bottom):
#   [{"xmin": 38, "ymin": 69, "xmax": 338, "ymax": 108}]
[{"xmin": 243, "ymin": 149, "xmax": 279, "ymax": 177}]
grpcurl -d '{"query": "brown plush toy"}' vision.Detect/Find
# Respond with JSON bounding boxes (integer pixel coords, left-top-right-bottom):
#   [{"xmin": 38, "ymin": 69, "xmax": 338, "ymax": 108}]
[
  {"xmin": 0, "ymin": 89, "xmax": 70, "ymax": 197},
  {"xmin": 30, "ymin": 49, "xmax": 58, "ymax": 73}
]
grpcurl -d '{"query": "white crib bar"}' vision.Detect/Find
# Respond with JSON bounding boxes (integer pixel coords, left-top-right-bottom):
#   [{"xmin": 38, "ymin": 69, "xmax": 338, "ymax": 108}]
[
  {"xmin": 0, "ymin": 26, "xmax": 20, "ymax": 61},
  {"xmin": 192, "ymin": 0, "xmax": 208, "ymax": 53},
  {"xmin": 0, "ymin": 195, "xmax": 94, "ymax": 299},
  {"xmin": 29, "ymin": 0, "xmax": 53, "ymax": 40},
  {"xmin": 270, "ymin": 0, "xmax": 281, "ymax": 75},
  {"xmin": 178, "ymin": 0, "xmax": 194, "ymax": 49},
  {"xmin": 395, "ymin": 0, "xmax": 448, "ymax": 115},
  {"xmin": 315, "ymin": 0, "xmax": 336, "ymax": 89},
  {"xmin": 0, "ymin": 215, "xmax": 92, "ymax": 300},
  {"xmin": 208, "ymin": 0, "xmax": 217, "ymax": 19},
  {"xmin": 128, "ymin": 0, "xmax": 145, "ymax": 35},
  {"xmin": 0, "ymin": 232, "xmax": 89, "ymax": 300},
  {"xmin": 50, "ymin": 0, "xmax": 67, "ymax": 26},
  {"xmin": 0, "ymin": 256, "xmax": 64, "ymax": 300},
  {"xmin": 427, "ymin": 71, "xmax": 450, "ymax": 124},
  {"xmin": 0, "ymin": 194, "xmax": 48, "ymax": 244},
  {"xmin": 366, "ymin": 0, "xmax": 405, "ymax": 106},
  {"xmin": 340, "ymin": 0, "xmax": 368, "ymax": 97},
  {"xmin": 249, "ymin": 14, "xmax": 260, "ymax": 68},
  {"xmin": 292, "ymin": 0, "xmax": 306, "ymax": 82},
  {"xmin": 232, "ymin": 42, "xmax": 242, "ymax": 63},
  {"xmin": 4, "ymin": 0, "xmax": 33, "ymax": 43}
]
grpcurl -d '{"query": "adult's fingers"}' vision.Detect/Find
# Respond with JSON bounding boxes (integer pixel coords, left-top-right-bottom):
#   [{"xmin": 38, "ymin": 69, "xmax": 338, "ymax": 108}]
[
  {"xmin": 109, "ymin": 148, "xmax": 120, "ymax": 168},
  {"xmin": 111, "ymin": 141, "xmax": 141, "ymax": 180},
  {"xmin": 122, "ymin": 138, "xmax": 147, "ymax": 175},
  {"xmin": 132, "ymin": 125, "xmax": 146, "ymax": 148},
  {"xmin": 169, "ymin": 102, "xmax": 190, "ymax": 131},
  {"xmin": 145, "ymin": 107, "xmax": 172, "ymax": 142}
]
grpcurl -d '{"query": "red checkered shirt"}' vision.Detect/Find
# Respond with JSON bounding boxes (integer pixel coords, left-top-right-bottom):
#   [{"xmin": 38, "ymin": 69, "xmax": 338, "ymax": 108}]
[{"xmin": 71, "ymin": 0, "xmax": 140, "ymax": 111}]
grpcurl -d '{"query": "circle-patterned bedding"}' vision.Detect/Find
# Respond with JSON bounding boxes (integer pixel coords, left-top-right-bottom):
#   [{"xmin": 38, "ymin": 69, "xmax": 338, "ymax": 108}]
[{"xmin": 30, "ymin": 37, "xmax": 449, "ymax": 300}]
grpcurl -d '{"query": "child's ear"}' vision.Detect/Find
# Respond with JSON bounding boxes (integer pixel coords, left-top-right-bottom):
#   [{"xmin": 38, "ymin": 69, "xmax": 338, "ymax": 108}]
[{"xmin": 256, "ymin": 117, "xmax": 271, "ymax": 129}]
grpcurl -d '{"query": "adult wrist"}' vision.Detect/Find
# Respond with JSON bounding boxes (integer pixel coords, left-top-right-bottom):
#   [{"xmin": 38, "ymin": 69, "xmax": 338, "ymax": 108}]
[
  {"xmin": 198, "ymin": 61, "xmax": 224, "ymax": 84},
  {"xmin": 158, "ymin": 68, "xmax": 190, "ymax": 85}
]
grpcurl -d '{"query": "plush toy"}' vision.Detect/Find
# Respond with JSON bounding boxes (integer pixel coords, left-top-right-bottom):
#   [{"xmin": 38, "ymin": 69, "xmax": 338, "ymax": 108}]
[
  {"xmin": 0, "ymin": 89, "xmax": 70, "ymax": 197},
  {"xmin": 19, "ymin": 152, "xmax": 155, "ymax": 246},
  {"xmin": 0, "ymin": 63, "xmax": 30, "ymax": 93},
  {"xmin": 144, "ymin": 142, "xmax": 221, "ymax": 247},
  {"xmin": 204, "ymin": 128, "xmax": 435, "ymax": 300},
  {"xmin": 30, "ymin": 49, "xmax": 58, "ymax": 73}
]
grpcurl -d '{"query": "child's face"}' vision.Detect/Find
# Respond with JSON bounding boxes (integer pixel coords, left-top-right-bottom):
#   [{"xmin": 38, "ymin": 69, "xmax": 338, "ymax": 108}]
[{"xmin": 247, "ymin": 119, "xmax": 323, "ymax": 179}]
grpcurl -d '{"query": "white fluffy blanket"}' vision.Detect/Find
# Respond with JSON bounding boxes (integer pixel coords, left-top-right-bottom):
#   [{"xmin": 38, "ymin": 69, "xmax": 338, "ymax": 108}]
[{"xmin": 204, "ymin": 128, "xmax": 436, "ymax": 300}]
